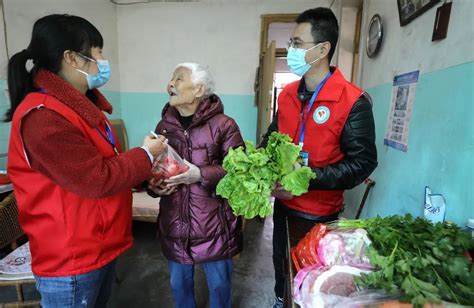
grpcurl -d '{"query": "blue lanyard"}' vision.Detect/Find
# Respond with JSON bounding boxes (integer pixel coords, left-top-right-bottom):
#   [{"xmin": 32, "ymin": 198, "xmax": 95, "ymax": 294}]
[
  {"xmin": 96, "ymin": 122, "xmax": 119, "ymax": 155},
  {"xmin": 298, "ymin": 72, "xmax": 332, "ymax": 147}
]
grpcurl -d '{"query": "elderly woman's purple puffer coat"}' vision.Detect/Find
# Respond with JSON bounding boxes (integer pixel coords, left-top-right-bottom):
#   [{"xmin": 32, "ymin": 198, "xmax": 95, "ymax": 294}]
[{"xmin": 154, "ymin": 94, "xmax": 245, "ymax": 264}]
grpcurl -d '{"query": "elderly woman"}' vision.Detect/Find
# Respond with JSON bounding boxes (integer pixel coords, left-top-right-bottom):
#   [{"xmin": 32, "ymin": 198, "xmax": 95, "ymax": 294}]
[{"xmin": 148, "ymin": 63, "xmax": 244, "ymax": 308}]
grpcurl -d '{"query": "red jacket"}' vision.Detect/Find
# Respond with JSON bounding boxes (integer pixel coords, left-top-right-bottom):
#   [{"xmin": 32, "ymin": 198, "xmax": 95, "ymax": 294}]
[
  {"xmin": 278, "ymin": 68, "xmax": 363, "ymax": 216},
  {"xmin": 8, "ymin": 70, "xmax": 151, "ymax": 276}
]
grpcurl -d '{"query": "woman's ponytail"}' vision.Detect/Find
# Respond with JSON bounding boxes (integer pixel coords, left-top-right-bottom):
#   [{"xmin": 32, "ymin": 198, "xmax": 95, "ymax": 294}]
[{"xmin": 4, "ymin": 49, "xmax": 34, "ymax": 122}]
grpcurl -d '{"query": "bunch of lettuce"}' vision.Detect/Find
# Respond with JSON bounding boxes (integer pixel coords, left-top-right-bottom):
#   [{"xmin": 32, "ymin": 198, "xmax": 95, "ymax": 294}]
[{"xmin": 216, "ymin": 132, "xmax": 316, "ymax": 218}]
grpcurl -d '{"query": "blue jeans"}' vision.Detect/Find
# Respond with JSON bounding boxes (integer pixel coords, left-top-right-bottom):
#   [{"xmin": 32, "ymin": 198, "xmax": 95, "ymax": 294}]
[
  {"xmin": 168, "ymin": 259, "xmax": 233, "ymax": 308},
  {"xmin": 34, "ymin": 260, "xmax": 116, "ymax": 308}
]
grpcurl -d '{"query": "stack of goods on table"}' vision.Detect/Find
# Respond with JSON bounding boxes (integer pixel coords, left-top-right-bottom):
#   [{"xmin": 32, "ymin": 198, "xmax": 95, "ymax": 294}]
[{"xmin": 292, "ymin": 214, "xmax": 474, "ymax": 308}]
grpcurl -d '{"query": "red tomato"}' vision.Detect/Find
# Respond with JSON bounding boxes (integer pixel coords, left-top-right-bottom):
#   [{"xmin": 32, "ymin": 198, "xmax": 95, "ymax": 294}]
[
  {"xmin": 178, "ymin": 164, "xmax": 189, "ymax": 173},
  {"xmin": 164, "ymin": 161, "xmax": 181, "ymax": 177},
  {"xmin": 151, "ymin": 156, "xmax": 188, "ymax": 180}
]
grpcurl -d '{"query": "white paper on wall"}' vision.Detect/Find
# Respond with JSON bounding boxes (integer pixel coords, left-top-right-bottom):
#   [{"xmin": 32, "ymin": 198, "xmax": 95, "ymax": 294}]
[{"xmin": 384, "ymin": 70, "xmax": 419, "ymax": 152}]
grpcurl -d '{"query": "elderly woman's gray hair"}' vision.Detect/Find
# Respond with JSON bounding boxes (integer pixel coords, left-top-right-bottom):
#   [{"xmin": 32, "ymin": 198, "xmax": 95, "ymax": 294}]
[{"xmin": 175, "ymin": 63, "xmax": 215, "ymax": 97}]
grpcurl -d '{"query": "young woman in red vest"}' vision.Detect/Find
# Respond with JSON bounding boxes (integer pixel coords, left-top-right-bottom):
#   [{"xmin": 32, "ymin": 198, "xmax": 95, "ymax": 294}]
[
  {"xmin": 6, "ymin": 14, "xmax": 166, "ymax": 307},
  {"xmin": 260, "ymin": 8, "xmax": 378, "ymax": 308}
]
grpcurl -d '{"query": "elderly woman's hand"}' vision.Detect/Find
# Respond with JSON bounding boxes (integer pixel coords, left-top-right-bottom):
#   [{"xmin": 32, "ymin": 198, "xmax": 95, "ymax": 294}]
[
  {"xmin": 147, "ymin": 178, "xmax": 177, "ymax": 196},
  {"xmin": 165, "ymin": 160, "xmax": 201, "ymax": 186}
]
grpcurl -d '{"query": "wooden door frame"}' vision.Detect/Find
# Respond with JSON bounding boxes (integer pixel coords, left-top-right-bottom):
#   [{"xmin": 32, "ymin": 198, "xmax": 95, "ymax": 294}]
[
  {"xmin": 256, "ymin": 40, "xmax": 276, "ymax": 144},
  {"xmin": 260, "ymin": 14, "xmax": 298, "ymax": 57},
  {"xmin": 255, "ymin": 14, "xmax": 298, "ymax": 143},
  {"xmin": 351, "ymin": 4, "xmax": 363, "ymax": 83}
]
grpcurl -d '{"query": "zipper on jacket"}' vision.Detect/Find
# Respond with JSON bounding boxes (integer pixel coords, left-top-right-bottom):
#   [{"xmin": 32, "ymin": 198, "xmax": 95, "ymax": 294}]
[
  {"xmin": 182, "ymin": 128, "xmax": 193, "ymax": 260},
  {"xmin": 183, "ymin": 130, "xmax": 192, "ymax": 160},
  {"xmin": 219, "ymin": 204, "xmax": 232, "ymax": 257}
]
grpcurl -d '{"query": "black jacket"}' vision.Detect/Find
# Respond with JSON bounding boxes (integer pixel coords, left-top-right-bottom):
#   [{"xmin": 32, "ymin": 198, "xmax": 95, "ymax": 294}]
[{"xmin": 261, "ymin": 83, "xmax": 378, "ymax": 193}]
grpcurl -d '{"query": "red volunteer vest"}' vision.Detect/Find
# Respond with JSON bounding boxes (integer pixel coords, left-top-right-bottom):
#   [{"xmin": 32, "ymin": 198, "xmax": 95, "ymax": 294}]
[
  {"xmin": 8, "ymin": 92, "xmax": 132, "ymax": 277},
  {"xmin": 278, "ymin": 68, "xmax": 363, "ymax": 216}
]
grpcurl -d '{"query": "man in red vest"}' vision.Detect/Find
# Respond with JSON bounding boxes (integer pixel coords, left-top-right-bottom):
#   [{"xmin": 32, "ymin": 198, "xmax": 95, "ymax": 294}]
[{"xmin": 260, "ymin": 8, "xmax": 378, "ymax": 308}]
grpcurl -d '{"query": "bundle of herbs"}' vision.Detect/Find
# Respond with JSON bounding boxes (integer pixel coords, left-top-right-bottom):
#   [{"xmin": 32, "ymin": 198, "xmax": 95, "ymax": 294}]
[
  {"xmin": 329, "ymin": 214, "xmax": 474, "ymax": 307},
  {"xmin": 216, "ymin": 132, "xmax": 315, "ymax": 218}
]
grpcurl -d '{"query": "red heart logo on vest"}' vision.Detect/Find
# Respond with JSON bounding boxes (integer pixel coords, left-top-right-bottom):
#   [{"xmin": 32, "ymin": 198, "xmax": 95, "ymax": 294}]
[{"xmin": 318, "ymin": 110, "xmax": 325, "ymax": 117}]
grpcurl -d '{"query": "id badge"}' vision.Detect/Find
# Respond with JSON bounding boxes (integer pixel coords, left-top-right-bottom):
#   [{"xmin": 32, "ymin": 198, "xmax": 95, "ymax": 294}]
[{"xmin": 299, "ymin": 151, "xmax": 309, "ymax": 167}]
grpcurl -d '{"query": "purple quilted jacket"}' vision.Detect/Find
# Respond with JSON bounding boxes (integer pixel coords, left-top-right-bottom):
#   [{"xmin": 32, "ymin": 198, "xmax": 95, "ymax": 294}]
[{"xmin": 154, "ymin": 94, "xmax": 244, "ymax": 264}]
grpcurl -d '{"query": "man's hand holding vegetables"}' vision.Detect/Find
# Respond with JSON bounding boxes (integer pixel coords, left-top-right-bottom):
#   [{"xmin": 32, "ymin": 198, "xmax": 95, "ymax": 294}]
[{"xmin": 271, "ymin": 163, "xmax": 302, "ymax": 200}]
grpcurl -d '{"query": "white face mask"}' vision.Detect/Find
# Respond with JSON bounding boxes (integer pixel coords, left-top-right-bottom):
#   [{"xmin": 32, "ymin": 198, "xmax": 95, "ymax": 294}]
[
  {"xmin": 287, "ymin": 43, "xmax": 322, "ymax": 77},
  {"xmin": 75, "ymin": 53, "xmax": 111, "ymax": 89}
]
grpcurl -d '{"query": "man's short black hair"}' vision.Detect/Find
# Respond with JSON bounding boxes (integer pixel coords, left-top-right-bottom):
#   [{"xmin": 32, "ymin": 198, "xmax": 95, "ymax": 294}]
[{"xmin": 296, "ymin": 7, "xmax": 339, "ymax": 62}]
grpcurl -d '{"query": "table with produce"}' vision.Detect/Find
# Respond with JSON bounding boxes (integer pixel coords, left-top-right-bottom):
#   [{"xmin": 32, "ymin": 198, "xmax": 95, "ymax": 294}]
[
  {"xmin": 291, "ymin": 215, "xmax": 473, "ymax": 307},
  {"xmin": 216, "ymin": 132, "xmax": 474, "ymax": 308}
]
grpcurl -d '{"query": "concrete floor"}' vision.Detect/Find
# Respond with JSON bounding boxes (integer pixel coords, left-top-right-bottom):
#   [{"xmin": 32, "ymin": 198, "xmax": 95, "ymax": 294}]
[{"xmin": 0, "ymin": 218, "xmax": 276, "ymax": 307}]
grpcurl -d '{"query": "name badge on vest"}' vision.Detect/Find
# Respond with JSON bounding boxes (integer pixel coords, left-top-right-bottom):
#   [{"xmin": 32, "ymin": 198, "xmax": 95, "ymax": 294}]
[{"xmin": 300, "ymin": 151, "xmax": 309, "ymax": 167}]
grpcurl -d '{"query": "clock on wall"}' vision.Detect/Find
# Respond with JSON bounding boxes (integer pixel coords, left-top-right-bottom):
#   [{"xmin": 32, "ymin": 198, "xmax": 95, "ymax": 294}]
[{"xmin": 366, "ymin": 14, "xmax": 383, "ymax": 58}]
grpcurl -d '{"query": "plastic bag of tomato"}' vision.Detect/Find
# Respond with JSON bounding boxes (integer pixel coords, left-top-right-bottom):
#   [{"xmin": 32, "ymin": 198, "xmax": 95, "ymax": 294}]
[{"xmin": 151, "ymin": 145, "xmax": 189, "ymax": 180}]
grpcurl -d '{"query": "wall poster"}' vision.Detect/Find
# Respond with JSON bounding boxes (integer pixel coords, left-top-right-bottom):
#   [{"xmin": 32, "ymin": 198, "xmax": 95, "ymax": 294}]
[{"xmin": 384, "ymin": 70, "xmax": 419, "ymax": 152}]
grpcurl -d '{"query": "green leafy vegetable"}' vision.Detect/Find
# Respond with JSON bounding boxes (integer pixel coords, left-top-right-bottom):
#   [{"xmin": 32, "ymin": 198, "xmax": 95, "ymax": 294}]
[
  {"xmin": 216, "ymin": 132, "xmax": 316, "ymax": 219},
  {"xmin": 331, "ymin": 214, "xmax": 474, "ymax": 307},
  {"xmin": 280, "ymin": 168, "xmax": 317, "ymax": 196}
]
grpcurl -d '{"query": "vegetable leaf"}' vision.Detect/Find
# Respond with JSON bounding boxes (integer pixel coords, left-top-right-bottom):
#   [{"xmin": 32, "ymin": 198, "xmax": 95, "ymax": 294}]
[{"xmin": 216, "ymin": 132, "xmax": 316, "ymax": 218}]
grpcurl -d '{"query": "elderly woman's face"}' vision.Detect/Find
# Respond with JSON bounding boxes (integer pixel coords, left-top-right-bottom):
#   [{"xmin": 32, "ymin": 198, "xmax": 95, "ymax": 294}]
[{"xmin": 167, "ymin": 67, "xmax": 199, "ymax": 107}]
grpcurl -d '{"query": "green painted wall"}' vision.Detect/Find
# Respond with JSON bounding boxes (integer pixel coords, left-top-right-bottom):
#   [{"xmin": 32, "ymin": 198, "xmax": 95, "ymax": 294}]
[
  {"xmin": 343, "ymin": 62, "xmax": 474, "ymax": 227},
  {"xmin": 102, "ymin": 90, "xmax": 122, "ymax": 120},
  {"xmin": 119, "ymin": 92, "xmax": 257, "ymax": 149}
]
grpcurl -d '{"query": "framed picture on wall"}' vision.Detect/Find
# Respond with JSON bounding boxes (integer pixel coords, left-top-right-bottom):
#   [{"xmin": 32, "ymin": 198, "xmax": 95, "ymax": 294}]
[{"xmin": 397, "ymin": 0, "xmax": 440, "ymax": 26}]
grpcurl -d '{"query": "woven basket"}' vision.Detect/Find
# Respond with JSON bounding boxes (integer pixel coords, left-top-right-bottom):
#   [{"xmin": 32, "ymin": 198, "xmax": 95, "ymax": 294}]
[{"xmin": 0, "ymin": 192, "xmax": 24, "ymax": 250}]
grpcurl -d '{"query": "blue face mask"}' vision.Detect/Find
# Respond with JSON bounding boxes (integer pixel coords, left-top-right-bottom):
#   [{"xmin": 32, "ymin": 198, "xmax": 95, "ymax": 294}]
[
  {"xmin": 287, "ymin": 43, "xmax": 322, "ymax": 77},
  {"xmin": 76, "ymin": 54, "xmax": 111, "ymax": 89}
]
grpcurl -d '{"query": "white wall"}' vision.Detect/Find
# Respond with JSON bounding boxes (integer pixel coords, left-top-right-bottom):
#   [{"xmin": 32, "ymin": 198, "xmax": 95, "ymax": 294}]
[
  {"xmin": 1, "ymin": 0, "xmax": 121, "ymax": 91},
  {"xmin": 358, "ymin": 0, "xmax": 474, "ymax": 89},
  {"xmin": 0, "ymin": 0, "xmax": 7, "ymax": 80},
  {"xmin": 116, "ymin": 0, "xmax": 340, "ymax": 95}
]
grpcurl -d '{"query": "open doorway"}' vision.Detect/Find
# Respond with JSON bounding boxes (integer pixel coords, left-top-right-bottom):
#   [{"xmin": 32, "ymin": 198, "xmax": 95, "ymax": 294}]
[
  {"xmin": 273, "ymin": 58, "xmax": 299, "ymax": 117},
  {"xmin": 337, "ymin": 0, "xmax": 363, "ymax": 84},
  {"xmin": 255, "ymin": 14, "xmax": 298, "ymax": 144},
  {"xmin": 260, "ymin": 14, "xmax": 298, "ymax": 57}
]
